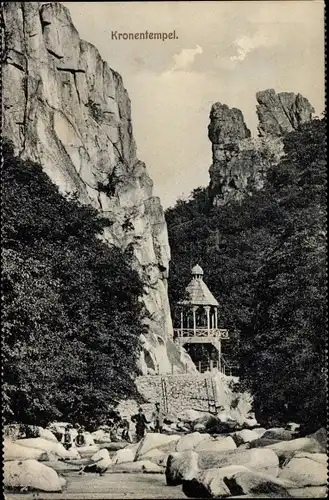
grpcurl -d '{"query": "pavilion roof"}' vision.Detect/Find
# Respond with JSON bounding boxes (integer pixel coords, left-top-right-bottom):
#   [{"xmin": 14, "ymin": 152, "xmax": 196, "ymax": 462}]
[{"xmin": 178, "ymin": 276, "xmax": 219, "ymax": 307}]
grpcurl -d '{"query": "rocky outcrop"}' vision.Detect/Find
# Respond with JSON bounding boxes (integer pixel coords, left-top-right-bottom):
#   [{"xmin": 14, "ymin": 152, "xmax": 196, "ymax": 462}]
[
  {"xmin": 2, "ymin": 2, "xmax": 191, "ymax": 373},
  {"xmin": 256, "ymin": 89, "xmax": 314, "ymax": 137},
  {"xmin": 208, "ymin": 90, "xmax": 314, "ymax": 206}
]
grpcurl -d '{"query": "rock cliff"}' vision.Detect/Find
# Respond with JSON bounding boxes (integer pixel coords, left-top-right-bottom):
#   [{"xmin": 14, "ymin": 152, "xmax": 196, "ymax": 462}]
[
  {"xmin": 2, "ymin": 2, "xmax": 195, "ymax": 374},
  {"xmin": 208, "ymin": 89, "xmax": 314, "ymax": 205},
  {"xmin": 256, "ymin": 89, "xmax": 315, "ymax": 137}
]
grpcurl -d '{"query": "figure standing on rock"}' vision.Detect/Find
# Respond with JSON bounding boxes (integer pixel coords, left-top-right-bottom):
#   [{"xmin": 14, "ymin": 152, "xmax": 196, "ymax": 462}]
[
  {"xmin": 121, "ymin": 415, "xmax": 133, "ymax": 443},
  {"xmin": 75, "ymin": 427, "xmax": 86, "ymax": 447},
  {"xmin": 131, "ymin": 407, "xmax": 149, "ymax": 441},
  {"xmin": 152, "ymin": 402, "xmax": 164, "ymax": 433},
  {"xmin": 63, "ymin": 425, "xmax": 73, "ymax": 450}
]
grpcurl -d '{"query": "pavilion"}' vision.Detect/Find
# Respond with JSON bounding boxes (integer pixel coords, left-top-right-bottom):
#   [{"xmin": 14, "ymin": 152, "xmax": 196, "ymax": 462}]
[{"xmin": 173, "ymin": 264, "xmax": 229, "ymax": 373}]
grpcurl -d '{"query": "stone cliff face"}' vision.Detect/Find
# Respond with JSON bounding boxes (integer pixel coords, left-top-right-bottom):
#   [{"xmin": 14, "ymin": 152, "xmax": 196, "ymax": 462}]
[
  {"xmin": 2, "ymin": 2, "xmax": 196, "ymax": 374},
  {"xmin": 208, "ymin": 89, "xmax": 314, "ymax": 205},
  {"xmin": 256, "ymin": 89, "xmax": 314, "ymax": 137}
]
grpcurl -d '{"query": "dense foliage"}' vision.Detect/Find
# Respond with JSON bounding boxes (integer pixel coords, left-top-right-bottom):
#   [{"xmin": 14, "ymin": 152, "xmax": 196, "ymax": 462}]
[
  {"xmin": 166, "ymin": 118, "xmax": 327, "ymax": 430},
  {"xmin": 2, "ymin": 141, "xmax": 146, "ymax": 428}
]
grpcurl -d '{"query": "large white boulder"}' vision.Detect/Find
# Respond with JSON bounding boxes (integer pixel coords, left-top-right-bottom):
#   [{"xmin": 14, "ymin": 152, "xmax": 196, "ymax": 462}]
[
  {"xmin": 177, "ymin": 409, "xmax": 203, "ymax": 423},
  {"xmin": 4, "ymin": 440, "xmax": 47, "ymax": 462},
  {"xmin": 139, "ymin": 447, "xmax": 169, "ymax": 466},
  {"xmin": 41, "ymin": 460, "xmax": 82, "ymax": 473},
  {"xmin": 233, "ymin": 429, "xmax": 265, "ymax": 446},
  {"xmin": 242, "ymin": 414, "xmax": 259, "ymax": 429},
  {"xmin": 265, "ymin": 436, "xmax": 325, "ymax": 460},
  {"xmin": 198, "ymin": 448, "xmax": 279, "ymax": 477},
  {"xmin": 112, "ymin": 460, "xmax": 164, "ymax": 474},
  {"xmin": 183, "ymin": 465, "xmax": 295, "ymax": 498},
  {"xmin": 288, "ymin": 486, "xmax": 328, "ymax": 498},
  {"xmin": 195, "ymin": 436, "xmax": 236, "ymax": 453},
  {"xmin": 75, "ymin": 445, "xmax": 99, "ymax": 457},
  {"xmin": 135, "ymin": 433, "xmax": 180, "ymax": 459},
  {"xmin": 38, "ymin": 428, "xmax": 58, "ymax": 442},
  {"xmin": 91, "ymin": 429, "xmax": 112, "ymax": 443},
  {"xmin": 279, "ymin": 454, "xmax": 327, "ymax": 487},
  {"xmin": 176, "ymin": 432, "xmax": 210, "ymax": 452},
  {"xmin": 82, "ymin": 448, "xmax": 113, "ymax": 474},
  {"xmin": 165, "ymin": 451, "xmax": 199, "ymax": 485},
  {"xmin": 4, "ymin": 460, "xmax": 66, "ymax": 492},
  {"xmin": 112, "ymin": 444, "xmax": 139, "ymax": 464},
  {"xmin": 262, "ymin": 428, "xmax": 295, "ymax": 441},
  {"xmin": 15, "ymin": 438, "xmax": 80, "ymax": 459},
  {"xmin": 89, "ymin": 448, "xmax": 112, "ymax": 471}
]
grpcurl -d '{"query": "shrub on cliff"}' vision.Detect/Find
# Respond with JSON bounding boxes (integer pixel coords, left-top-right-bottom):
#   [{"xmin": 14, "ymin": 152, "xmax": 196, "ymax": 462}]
[
  {"xmin": 2, "ymin": 140, "xmax": 145, "ymax": 427},
  {"xmin": 166, "ymin": 118, "xmax": 327, "ymax": 429}
]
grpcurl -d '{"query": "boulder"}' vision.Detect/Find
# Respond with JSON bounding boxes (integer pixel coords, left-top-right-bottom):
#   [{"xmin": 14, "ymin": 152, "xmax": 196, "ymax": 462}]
[
  {"xmin": 38, "ymin": 428, "xmax": 58, "ymax": 442},
  {"xmin": 40, "ymin": 460, "xmax": 82, "ymax": 473},
  {"xmin": 195, "ymin": 436, "xmax": 236, "ymax": 453},
  {"xmin": 4, "ymin": 440, "xmax": 47, "ymax": 462},
  {"xmin": 177, "ymin": 410, "xmax": 203, "ymax": 424},
  {"xmin": 91, "ymin": 429, "xmax": 112, "ymax": 444},
  {"xmin": 15, "ymin": 438, "xmax": 80, "ymax": 459},
  {"xmin": 4, "ymin": 460, "xmax": 66, "ymax": 492},
  {"xmin": 112, "ymin": 444, "xmax": 139, "ymax": 464},
  {"xmin": 198, "ymin": 448, "xmax": 279, "ymax": 477},
  {"xmin": 232, "ymin": 429, "xmax": 263, "ymax": 446},
  {"xmin": 183, "ymin": 465, "xmax": 295, "ymax": 498},
  {"xmin": 308, "ymin": 427, "xmax": 326, "ymax": 451},
  {"xmin": 262, "ymin": 428, "xmax": 295, "ymax": 441},
  {"xmin": 279, "ymin": 454, "xmax": 327, "ymax": 487},
  {"xmin": 192, "ymin": 414, "xmax": 220, "ymax": 432},
  {"xmin": 242, "ymin": 414, "xmax": 260, "ymax": 429},
  {"xmin": 139, "ymin": 448, "xmax": 169, "ymax": 467},
  {"xmin": 265, "ymin": 436, "xmax": 326, "ymax": 460},
  {"xmin": 291, "ymin": 452, "xmax": 327, "ymax": 464},
  {"xmin": 75, "ymin": 445, "xmax": 99, "ymax": 458},
  {"xmin": 89, "ymin": 448, "xmax": 112, "ymax": 471},
  {"xmin": 193, "ymin": 423, "xmax": 206, "ymax": 432},
  {"xmin": 111, "ymin": 460, "xmax": 163, "ymax": 474},
  {"xmin": 99, "ymin": 441, "xmax": 128, "ymax": 451},
  {"xmin": 164, "ymin": 414, "xmax": 177, "ymax": 425},
  {"xmin": 176, "ymin": 432, "xmax": 210, "ymax": 452},
  {"xmin": 223, "ymin": 469, "xmax": 294, "ymax": 497},
  {"xmin": 177, "ymin": 421, "xmax": 192, "ymax": 432},
  {"xmin": 249, "ymin": 437, "xmax": 284, "ymax": 449},
  {"xmin": 165, "ymin": 451, "xmax": 199, "ymax": 485},
  {"xmin": 288, "ymin": 486, "xmax": 327, "ymax": 498},
  {"xmin": 135, "ymin": 433, "xmax": 180, "ymax": 459}
]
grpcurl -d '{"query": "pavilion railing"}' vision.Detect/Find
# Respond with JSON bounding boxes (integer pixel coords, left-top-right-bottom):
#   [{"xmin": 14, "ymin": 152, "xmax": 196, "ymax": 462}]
[{"xmin": 173, "ymin": 328, "xmax": 229, "ymax": 339}]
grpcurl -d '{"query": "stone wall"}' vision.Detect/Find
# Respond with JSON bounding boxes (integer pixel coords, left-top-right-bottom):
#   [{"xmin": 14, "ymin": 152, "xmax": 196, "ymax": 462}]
[{"xmin": 118, "ymin": 372, "xmax": 252, "ymax": 423}]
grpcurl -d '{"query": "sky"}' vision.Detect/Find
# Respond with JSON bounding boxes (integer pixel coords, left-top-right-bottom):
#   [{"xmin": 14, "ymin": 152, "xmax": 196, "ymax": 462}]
[{"xmin": 63, "ymin": 1, "xmax": 325, "ymax": 208}]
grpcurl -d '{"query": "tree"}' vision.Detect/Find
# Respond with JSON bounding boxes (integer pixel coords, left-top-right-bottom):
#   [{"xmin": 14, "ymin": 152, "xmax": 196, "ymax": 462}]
[
  {"xmin": 165, "ymin": 118, "xmax": 327, "ymax": 429},
  {"xmin": 2, "ymin": 140, "xmax": 145, "ymax": 427}
]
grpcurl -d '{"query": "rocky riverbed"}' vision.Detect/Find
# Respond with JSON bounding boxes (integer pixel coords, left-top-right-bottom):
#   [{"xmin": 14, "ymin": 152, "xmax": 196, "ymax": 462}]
[{"xmin": 4, "ymin": 414, "xmax": 327, "ymax": 499}]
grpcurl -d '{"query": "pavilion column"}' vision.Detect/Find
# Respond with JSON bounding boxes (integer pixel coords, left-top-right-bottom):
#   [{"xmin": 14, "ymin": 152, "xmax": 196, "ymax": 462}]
[
  {"xmin": 215, "ymin": 308, "xmax": 218, "ymax": 329},
  {"xmin": 205, "ymin": 306, "xmax": 210, "ymax": 335},
  {"xmin": 180, "ymin": 309, "xmax": 184, "ymax": 330},
  {"xmin": 193, "ymin": 307, "xmax": 196, "ymax": 332}
]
